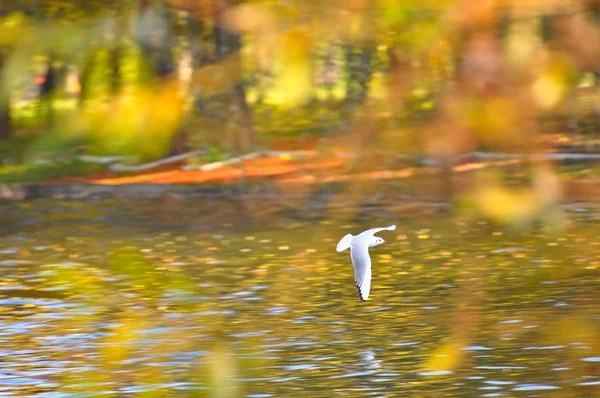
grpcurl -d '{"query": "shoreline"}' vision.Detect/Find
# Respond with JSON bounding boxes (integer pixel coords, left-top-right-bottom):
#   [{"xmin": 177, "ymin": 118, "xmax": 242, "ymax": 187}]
[{"xmin": 2, "ymin": 178, "xmax": 600, "ymax": 203}]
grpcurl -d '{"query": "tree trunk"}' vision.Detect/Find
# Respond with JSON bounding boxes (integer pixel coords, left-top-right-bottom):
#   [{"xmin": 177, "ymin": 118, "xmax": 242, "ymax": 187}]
[
  {"xmin": 0, "ymin": 95, "xmax": 10, "ymax": 142},
  {"xmin": 39, "ymin": 59, "xmax": 57, "ymax": 125},
  {"xmin": 344, "ymin": 44, "xmax": 375, "ymax": 104},
  {"xmin": 0, "ymin": 53, "xmax": 10, "ymax": 141},
  {"xmin": 205, "ymin": 21, "xmax": 254, "ymax": 152},
  {"xmin": 78, "ymin": 51, "xmax": 96, "ymax": 107},
  {"xmin": 187, "ymin": 13, "xmax": 203, "ymax": 69},
  {"xmin": 136, "ymin": 0, "xmax": 174, "ymax": 80},
  {"xmin": 109, "ymin": 46, "xmax": 121, "ymax": 96}
]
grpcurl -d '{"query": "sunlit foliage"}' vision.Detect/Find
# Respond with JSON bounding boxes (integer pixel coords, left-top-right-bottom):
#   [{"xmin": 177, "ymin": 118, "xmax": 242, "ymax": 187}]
[{"xmin": 1, "ymin": 1, "xmax": 600, "ymax": 222}]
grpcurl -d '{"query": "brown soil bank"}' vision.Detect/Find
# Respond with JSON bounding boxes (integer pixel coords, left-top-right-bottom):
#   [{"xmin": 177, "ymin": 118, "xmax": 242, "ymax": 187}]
[{"xmin": 2, "ymin": 178, "xmax": 600, "ymax": 203}]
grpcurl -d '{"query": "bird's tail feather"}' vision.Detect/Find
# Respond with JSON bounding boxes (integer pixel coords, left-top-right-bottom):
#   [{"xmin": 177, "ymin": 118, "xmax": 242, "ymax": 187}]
[{"xmin": 336, "ymin": 234, "xmax": 353, "ymax": 252}]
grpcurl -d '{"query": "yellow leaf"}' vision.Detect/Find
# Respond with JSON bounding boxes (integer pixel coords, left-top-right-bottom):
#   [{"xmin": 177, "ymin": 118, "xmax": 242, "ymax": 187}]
[
  {"xmin": 193, "ymin": 52, "xmax": 243, "ymax": 97},
  {"xmin": 270, "ymin": 28, "xmax": 312, "ymax": 105},
  {"xmin": 223, "ymin": 3, "xmax": 276, "ymax": 34},
  {"xmin": 474, "ymin": 186, "xmax": 540, "ymax": 224},
  {"xmin": 423, "ymin": 339, "xmax": 465, "ymax": 373},
  {"xmin": 532, "ymin": 73, "xmax": 564, "ymax": 109}
]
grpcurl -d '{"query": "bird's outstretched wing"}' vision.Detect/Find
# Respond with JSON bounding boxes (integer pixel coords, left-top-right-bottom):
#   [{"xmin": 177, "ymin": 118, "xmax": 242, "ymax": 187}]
[
  {"xmin": 360, "ymin": 225, "xmax": 396, "ymax": 238},
  {"xmin": 351, "ymin": 244, "xmax": 372, "ymax": 301},
  {"xmin": 336, "ymin": 234, "xmax": 353, "ymax": 252}
]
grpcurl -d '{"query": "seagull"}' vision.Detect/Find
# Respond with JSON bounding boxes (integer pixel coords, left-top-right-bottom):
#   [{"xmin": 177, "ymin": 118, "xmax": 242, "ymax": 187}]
[{"xmin": 336, "ymin": 225, "xmax": 396, "ymax": 301}]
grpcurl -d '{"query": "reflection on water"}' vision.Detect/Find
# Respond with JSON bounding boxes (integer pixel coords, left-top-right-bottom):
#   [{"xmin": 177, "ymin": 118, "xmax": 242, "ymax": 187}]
[{"xmin": 0, "ymin": 199, "xmax": 598, "ymax": 397}]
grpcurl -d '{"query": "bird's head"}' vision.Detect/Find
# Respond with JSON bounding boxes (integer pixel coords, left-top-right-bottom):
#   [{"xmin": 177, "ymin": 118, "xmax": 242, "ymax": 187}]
[{"xmin": 369, "ymin": 236, "xmax": 385, "ymax": 248}]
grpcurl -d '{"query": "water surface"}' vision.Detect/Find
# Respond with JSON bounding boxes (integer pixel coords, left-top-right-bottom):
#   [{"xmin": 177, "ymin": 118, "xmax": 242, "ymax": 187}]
[{"xmin": 0, "ymin": 199, "xmax": 598, "ymax": 397}]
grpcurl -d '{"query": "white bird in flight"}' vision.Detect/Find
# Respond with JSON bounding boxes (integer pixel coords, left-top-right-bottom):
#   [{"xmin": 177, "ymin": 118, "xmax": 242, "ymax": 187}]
[{"xmin": 336, "ymin": 225, "xmax": 396, "ymax": 301}]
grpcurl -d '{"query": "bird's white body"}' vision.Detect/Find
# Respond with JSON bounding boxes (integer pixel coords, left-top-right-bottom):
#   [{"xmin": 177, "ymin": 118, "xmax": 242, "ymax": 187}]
[{"xmin": 336, "ymin": 225, "xmax": 396, "ymax": 301}]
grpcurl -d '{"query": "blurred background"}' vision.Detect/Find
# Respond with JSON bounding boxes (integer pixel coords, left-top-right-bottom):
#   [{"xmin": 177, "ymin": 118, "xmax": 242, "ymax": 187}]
[
  {"xmin": 2, "ymin": 0, "xmax": 600, "ymax": 201},
  {"xmin": 0, "ymin": 0, "xmax": 600, "ymax": 397}
]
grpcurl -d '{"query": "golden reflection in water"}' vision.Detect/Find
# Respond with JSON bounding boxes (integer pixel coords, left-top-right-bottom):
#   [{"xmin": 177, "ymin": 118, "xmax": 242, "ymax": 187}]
[{"xmin": 0, "ymin": 199, "xmax": 598, "ymax": 396}]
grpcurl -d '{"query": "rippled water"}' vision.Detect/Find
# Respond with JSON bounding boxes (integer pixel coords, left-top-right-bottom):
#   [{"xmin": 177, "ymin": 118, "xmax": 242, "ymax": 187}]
[{"xmin": 0, "ymin": 199, "xmax": 598, "ymax": 397}]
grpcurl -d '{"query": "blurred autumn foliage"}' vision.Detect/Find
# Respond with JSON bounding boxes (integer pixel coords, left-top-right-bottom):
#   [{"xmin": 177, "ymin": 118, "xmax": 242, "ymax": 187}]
[{"xmin": 2, "ymin": 0, "xmax": 600, "ymax": 218}]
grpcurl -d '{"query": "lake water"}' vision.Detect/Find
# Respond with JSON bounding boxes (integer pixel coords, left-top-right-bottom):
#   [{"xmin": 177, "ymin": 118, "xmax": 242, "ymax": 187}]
[{"xmin": 0, "ymin": 199, "xmax": 598, "ymax": 397}]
